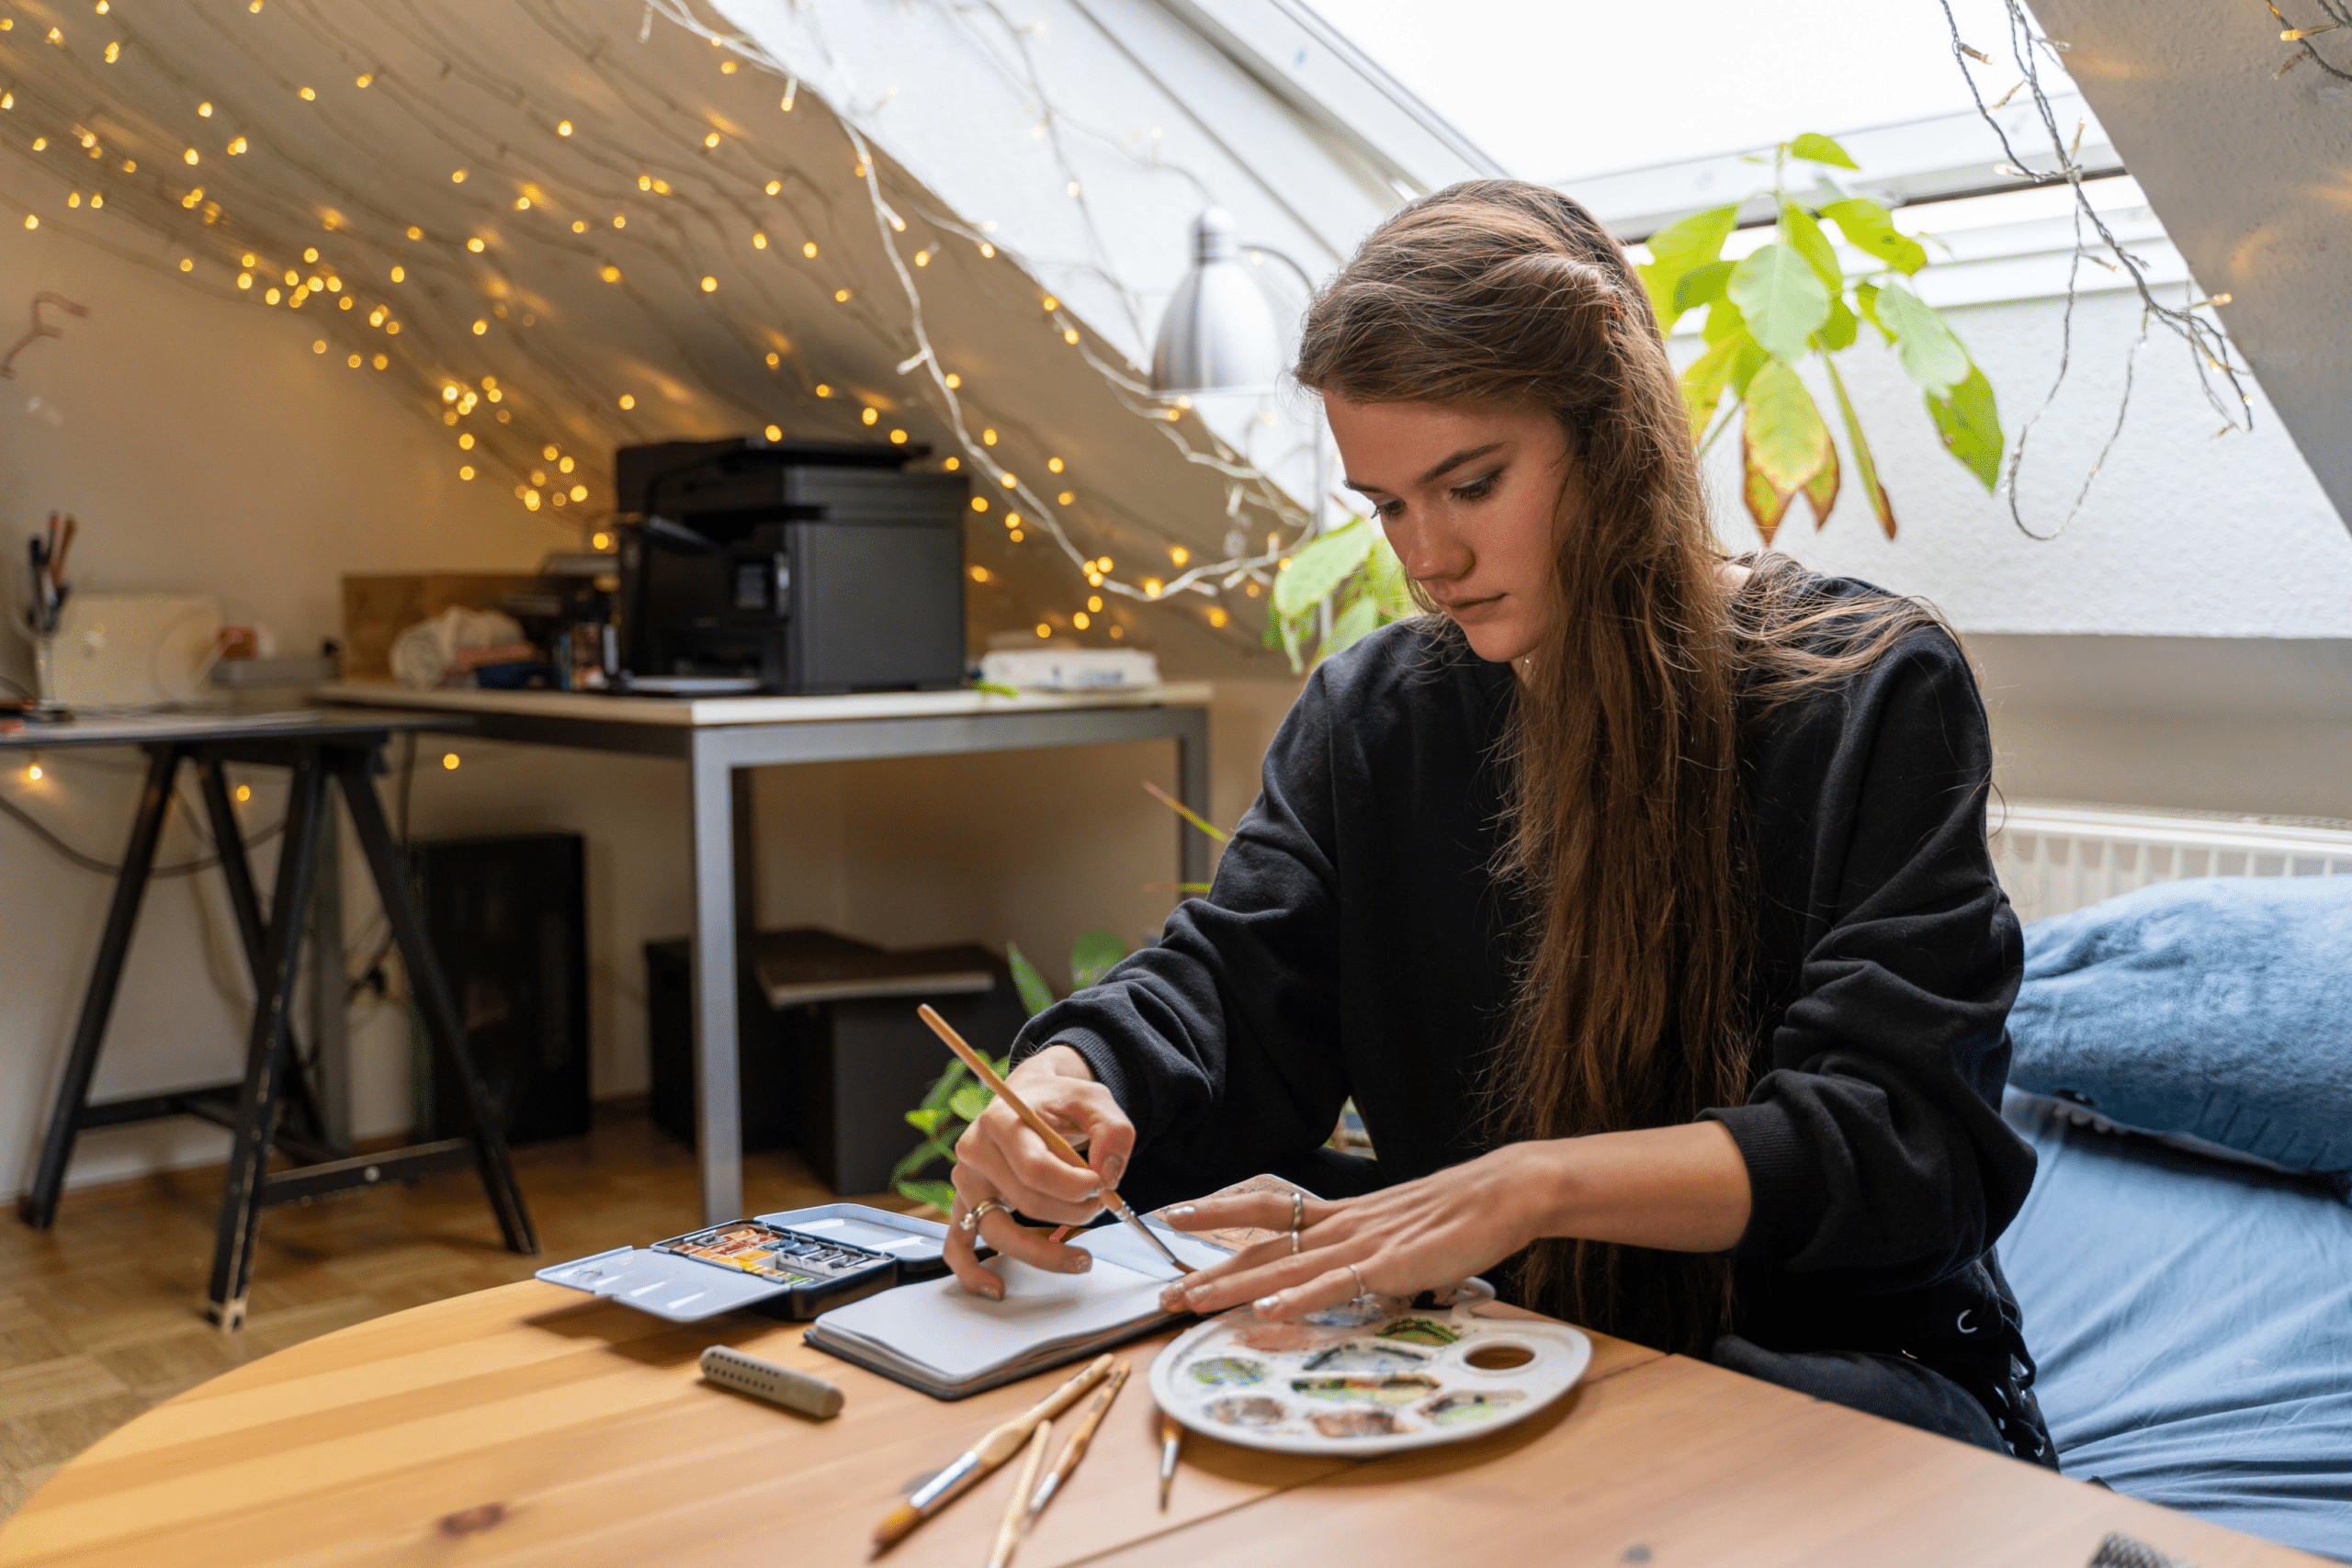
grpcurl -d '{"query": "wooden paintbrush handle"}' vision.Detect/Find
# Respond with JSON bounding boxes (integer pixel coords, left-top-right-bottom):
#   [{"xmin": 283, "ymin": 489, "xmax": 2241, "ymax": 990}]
[{"xmin": 918, "ymin": 1005, "xmax": 1094, "ymax": 1175}]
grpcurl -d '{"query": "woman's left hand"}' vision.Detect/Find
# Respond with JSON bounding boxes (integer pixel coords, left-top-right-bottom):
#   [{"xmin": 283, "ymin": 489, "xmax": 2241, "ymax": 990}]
[{"xmin": 1156, "ymin": 1144, "xmax": 1553, "ymax": 1320}]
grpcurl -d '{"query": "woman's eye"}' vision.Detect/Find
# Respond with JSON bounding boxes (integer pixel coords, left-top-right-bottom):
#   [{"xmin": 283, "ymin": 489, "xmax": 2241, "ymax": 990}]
[
  {"xmin": 1373, "ymin": 500, "xmax": 1404, "ymax": 521},
  {"xmin": 1450, "ymin": 473, "xmax": 1499, "ymax": 502}
]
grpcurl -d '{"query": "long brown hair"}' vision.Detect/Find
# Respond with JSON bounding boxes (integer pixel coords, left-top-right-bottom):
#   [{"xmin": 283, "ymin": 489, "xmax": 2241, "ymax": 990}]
[{"xmin": 1294, "ymin": 180, "xmax": 1936, "ymax": 1353}]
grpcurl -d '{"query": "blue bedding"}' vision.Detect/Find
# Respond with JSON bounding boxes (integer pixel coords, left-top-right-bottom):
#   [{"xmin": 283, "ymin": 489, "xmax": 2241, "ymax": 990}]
[{"xmin": 1999, "ymin": 1092, "xmax": 2352, "ymax": 1561}]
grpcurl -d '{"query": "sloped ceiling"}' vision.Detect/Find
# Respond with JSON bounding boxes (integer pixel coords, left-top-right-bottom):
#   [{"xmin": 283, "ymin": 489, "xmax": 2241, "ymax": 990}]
[
  {"xmin": 0, "ymin": 0, "xmax": 1464, "ymax": 670},
  {"xmin": 2029, "ymin": 0, "xmax": 2352, "ymax": 538}
]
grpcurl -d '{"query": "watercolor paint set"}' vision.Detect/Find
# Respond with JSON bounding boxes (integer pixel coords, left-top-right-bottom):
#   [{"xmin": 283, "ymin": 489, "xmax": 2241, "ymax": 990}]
[
  {"xmin": 534, "ymin": 1202, "xmax": 951, "ymax": 1322},
  {"xmin": 1148, "ymin": 1286, "xmax": 1591, "ymax": 1456}
]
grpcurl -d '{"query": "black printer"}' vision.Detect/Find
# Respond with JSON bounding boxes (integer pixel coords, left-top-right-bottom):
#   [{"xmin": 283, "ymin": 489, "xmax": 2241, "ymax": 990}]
[{"xmin": 612, "ymin": 437, "xmax": 968, "ymax": 695}]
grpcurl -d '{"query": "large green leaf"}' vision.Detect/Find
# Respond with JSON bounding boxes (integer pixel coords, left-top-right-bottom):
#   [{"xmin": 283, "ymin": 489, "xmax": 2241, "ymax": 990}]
[
  {"xmin": 1781, "ymin": 202, "xmax": 1842, "ymax": 294},
  {"xmin": 1728, "ymin": 243, "xmax": 1830, "ymax": 365},
  {"xmin": 1814, "ymin": 294, "xmax": 1858, "ymax": 352},
  {"xmin": 1788, "ymin": 131, "xmax": 1860, "ymax": 170},
  {"xmin": 1819, "ymin": 198, "xmax": 1927, "ymax": 276},
  {"xmin": 1324, "ymin": 592, "xmax": 1382, "ymax": 659},
  {"xmin": 1638, "ymin": 204, "xmax": 1739, "ymax": 325},
  {"xmin": 1927, "ymin": 364, "xmax": 2003, "ymax": 491},
  {"xmin": 1741, "ymin": 360, "xmax": 1832, "ymax": 543},
  {"xmin": 1684, "ymin": 329, "xmax": 1772, "ymax": 444},
  {"xmin": 896, "ymin": 1179, "xmax": 956, "ymax": 1216},
  {"xmin": 1272, "ymin": 518, "xmax": 1373, "ymax": 618},
  {"xmin": 1069, "ymin": 926, "xmax": 1130, "ymax": 990},
  {"xmin": 947, "ymin": 1083, "xmax": 995, "ymax": 1124},
  {"xmin": 1823, "ymin": 356, "xmax": 1895, "ymax": 539},
  {"xmin": 1672, "ymin": 259, "xmax": 1734, "ymax": 317},
  {"xmin": 1701, "ymin": 293, "xmax": 1748, "ymax": 345},
  {"xmin": 1364, "ymin": 534, "xmax": 1414, "ymax": 619},
  {"xmin": 1006, "ymin": 942, "xmax": 1056, "ymax": 1018},
  {"xmin": 1873, "ymin": 281, "xmax": 1970, "ymax": 398}
]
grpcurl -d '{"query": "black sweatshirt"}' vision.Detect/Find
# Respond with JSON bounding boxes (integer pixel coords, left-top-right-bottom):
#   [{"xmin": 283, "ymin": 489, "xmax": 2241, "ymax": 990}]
[{"xmin": 1014, "ymin": 574, "xmax": 2049, "ymax": 1455}]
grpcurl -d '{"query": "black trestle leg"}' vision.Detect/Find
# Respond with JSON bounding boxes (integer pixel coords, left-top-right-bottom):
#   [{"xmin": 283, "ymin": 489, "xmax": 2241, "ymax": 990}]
[
  {"xmin": 193, "ymin": 756, "xmax": 326, "ymax": 1149},
  {"xmin": 19, "ymin": 745, "xmax": 183, "ymax": 1231},
  {"xmin": 205, "ymin": 760, "xmax": 327, "ymax": 1331},
  {"xmin": 332, "ymin": 748, "xmax": 537, "ymax": 1257}
]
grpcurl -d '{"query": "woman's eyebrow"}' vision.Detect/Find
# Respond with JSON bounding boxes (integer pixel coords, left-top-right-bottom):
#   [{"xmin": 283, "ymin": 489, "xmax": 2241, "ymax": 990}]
[{"xmin": 1345, "ymin": 441, "xmax": 1508, "ymax": 496}]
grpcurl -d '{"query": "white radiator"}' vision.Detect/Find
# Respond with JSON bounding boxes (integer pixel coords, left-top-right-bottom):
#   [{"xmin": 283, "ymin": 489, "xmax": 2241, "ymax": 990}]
[{"xmin": 1990, "ymin": 799, "xmax": 2352, "ymax": 925}]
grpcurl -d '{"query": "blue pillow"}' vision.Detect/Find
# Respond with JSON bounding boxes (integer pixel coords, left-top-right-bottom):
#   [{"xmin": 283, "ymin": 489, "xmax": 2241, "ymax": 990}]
[{"xmin": 2010, "ymin": 875, "xmax": 2352, "ymax": 1200}]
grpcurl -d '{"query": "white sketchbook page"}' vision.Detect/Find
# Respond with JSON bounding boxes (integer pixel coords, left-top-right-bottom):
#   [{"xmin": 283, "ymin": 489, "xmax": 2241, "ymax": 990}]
[{"xmin": 814, "ymin": 1224, "xmax": 1227, "ymax": 1383}]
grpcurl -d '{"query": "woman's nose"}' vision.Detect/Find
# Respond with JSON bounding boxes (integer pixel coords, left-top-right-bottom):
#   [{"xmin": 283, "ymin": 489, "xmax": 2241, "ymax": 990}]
[{"xmin": 1390, "ymin": 517, "xmax": 1473, "ymax": 587}]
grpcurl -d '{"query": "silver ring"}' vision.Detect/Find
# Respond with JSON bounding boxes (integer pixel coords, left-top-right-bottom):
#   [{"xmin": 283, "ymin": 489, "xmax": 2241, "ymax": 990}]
[
  {"xmin": 1346, "ymin": 1262, "xmax": 1368, "ymax": 1300},
  {"xmin": 958, "ymin": 1197, "xmax": 1007, "ymax": 1235},
  {"xmin": 1290, "ymin": 1189, "xmax": 1305, "ymax": 1234},
  {"xmin": 1290, "ymin": 1227, "xmax": 1301, "ymax": 1256}
]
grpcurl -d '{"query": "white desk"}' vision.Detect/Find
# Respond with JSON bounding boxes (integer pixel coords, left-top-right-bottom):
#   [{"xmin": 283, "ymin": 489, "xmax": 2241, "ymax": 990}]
[{"xmin": 314, "ymin": 682, "xmax": 1216, "ymax": 1224}]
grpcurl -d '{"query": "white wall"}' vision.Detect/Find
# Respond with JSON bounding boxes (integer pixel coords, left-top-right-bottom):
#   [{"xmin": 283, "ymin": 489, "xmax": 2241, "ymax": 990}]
[{"xmin": 0, "ymin": 226, "xmax": 1297, "ymax": 1204}]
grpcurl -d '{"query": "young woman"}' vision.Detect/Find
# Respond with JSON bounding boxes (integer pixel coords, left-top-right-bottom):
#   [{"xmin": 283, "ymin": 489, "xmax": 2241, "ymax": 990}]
[{"xmin": 942, "ymin": 180, "xmax": 2053, "ymax": 1464}]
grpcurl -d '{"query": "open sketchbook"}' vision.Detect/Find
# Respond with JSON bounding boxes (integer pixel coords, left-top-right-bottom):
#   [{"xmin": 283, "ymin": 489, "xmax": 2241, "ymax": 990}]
[{"xmin": 804, "ymin": 1180, "xmax": 1290, "ymax": 1400}]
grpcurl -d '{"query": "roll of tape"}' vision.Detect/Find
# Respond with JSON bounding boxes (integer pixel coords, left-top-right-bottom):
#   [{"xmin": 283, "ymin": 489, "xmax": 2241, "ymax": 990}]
[{"xmin": 698, "ymin": 1345, "xmax": 845, "ymax": 1419}]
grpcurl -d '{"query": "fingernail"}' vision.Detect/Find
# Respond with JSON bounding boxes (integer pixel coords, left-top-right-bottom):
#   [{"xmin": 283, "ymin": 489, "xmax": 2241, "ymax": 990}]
[
  {"xmin": 1253, "ymin": 1294, "xmax": 1283, "ymax": 1314},
  {"xmin": 1159, "ymin": 1285, "xmax": 1186, "ymax": 1310},
  {"xmin": 1062, "ymin": 1252, "xmax": 1093, "ymax": 1274},
  {"xmin": 1164, "ymin": 1204, "xmax": 1196, "ymax": 1217}
]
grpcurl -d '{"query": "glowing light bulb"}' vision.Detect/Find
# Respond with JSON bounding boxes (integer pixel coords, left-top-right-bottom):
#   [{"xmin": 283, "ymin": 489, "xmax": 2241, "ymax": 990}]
[
  {"xmin": 704, "ymin": 131, "xmax": 720, "ymax": 148},
  {"xmin": 701, "ymin": 276, "xmax": 718, "ymax": 292},
  {"xmin": 802, "ymin": 241, "xmax": 817, "ymax": 258},
  {"xmin": 299, "ymin": 85, "xmax": 315, "ymax": 100},
  {"xmin": 450, "ymin": 169, "xmax": 466, "ymax": 183},
  {"xmin": 889, "ymin": 429, "xmax": 908, "ymax": 445},
  {"xmin": 1099, "ymin": 558, "xmax": 1114, "ymax": 570},
  {"xmin": 970, "ymin": 566, "xmax": 989, "ymax": 583},
  {"xmin": 459, "ymin": 465, "xmax": 475, "ymax": 480},
  {"xmin": 982, "ymin": 429, "xmax": 998, "ymax": 446},
  {"xmin": 311, "ymin": 340, "xmax": 325, "ymax": 354},
  {"xmin": 612, "ymin": 214, "xmax": 626, "ymax": 228},
  {"xmin": 833, "ymin": 288, "xmax": 850, "ymax": 302},
  {"xmin": 559, "ymin": 456, "xmax": 574, "ymax": 473},
  {"xmin": 558, "ymin": 119, "xmax": 572, "ymax": 136},
  {"xmin": 442, "ymin": 753, "xmax": 461, "ymax": 771},
  {"xmin": 980, "ymin": 243, "xmax": 995, "ymax": 258},
  {"xmin": 815, "ymin": 384, "xmax": 832, "ymax": 398},
  {"xmin": 346, "ymin": 354, "xmax": 360, "ymax": 367},
  {"xmin": 765, "ymin": 352, "xmax": 781, "ymax": 368},
  {"xmin": 1046, "ymin": 457, "xmax": 1064, "ymax": 474},
  {"xmin": 471, "ymin": 320, "xmax": 486, "ymax": 334},
  {"xmin": 1074, "ymin": 612, "xmax": 1091, "ymax": 629},
  {"xmin": 1000, "ymin": 473, "xmax": 1017, "ymax": 488},
  {"xmin": 390, "ymin": 265, "xmax": 405, "ymax": 282},
  {"xmin": 1035, "ymin": 623, "xmax": 1051, "ymax": 638},
  {"xmin": 184, "ymin": 148, "xmax": 199, "ymax": 164},
  {"xmin": 1057, "ymin": 491, "xmax": 1075, "ymax": 506},
  {"xmin": 458, "ymin": 434, "xmax": 474, "ymax": 449},
  {"xmin": 593, "ymin": 532, "xmax": 613, "ymax": 549},
  {"xmin": 617, "ymin": 393, "xmax": 635, "ymax": 410},
  {"xmin": 1208, "ymin": 607, "xmax": 1229, "ymax": 627},
  {"xmin": 970, "ymin": 498, "xmax": 989, "ymax": 513},
  {"xmin": 26, "ymin": 764, "xmax": 41, "ymax": 781},
  {"xmin": 235, "ymin": 784, "xmax": 251, "ymax": 802},
  {"xmin": 860, "ymin": 407, "xmax": 878, "ymax": 425},
  {"xmin": 467, "ymin": 238, "xmax": 485, "ymax": 253},
  {"xmin": 199, "ymin": 102, "xmax": 213, "ymax": 117},
  {"xmin": 179, "ymin": 258, "xmax": 194, "ymax": 272},
  {"xmin": 372, "ymin": 353, "xmax": 387, "ymax": 369},
  {"xmin": 1170, "ymin": 547, "xmax": 1189, "ymax": 565},
  {"xmin": 944, "ymin": 457, "xmax": 960, "ymax": 471},
  {"xmin": 356, "ymin": 73, "xmax": 372, "ymax": 87},
  {"xmin": 601, "ymin": 265, "xmax": 622, "ymax": 283}
]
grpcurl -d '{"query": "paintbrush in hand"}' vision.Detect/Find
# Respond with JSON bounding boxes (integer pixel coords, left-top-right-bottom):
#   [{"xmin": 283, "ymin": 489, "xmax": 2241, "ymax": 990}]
[
  {"xmin": 869, "ymin": 1353, "xmax": 1113, "ymax": 1555},
  {"xmin": 914, "ymin": 1004, "xmax": 1193, "ymax": 1277}
]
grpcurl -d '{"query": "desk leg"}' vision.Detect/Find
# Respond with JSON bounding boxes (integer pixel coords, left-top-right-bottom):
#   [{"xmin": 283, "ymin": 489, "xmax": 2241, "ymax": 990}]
[
  {"xmin": 207, "ymin": 760, "xmax": 326, "ymax": 1329},
  {"xmin": 689, "ymin": 736, "xmax": 744, "ymax": 1225},
  {"xmin": 1175, "ymin": 708, "xmax": 1213, "ymax": 892},
  {"xmin": 19, "ymin": 745, "xmax": 181, "ymax": 1230}
]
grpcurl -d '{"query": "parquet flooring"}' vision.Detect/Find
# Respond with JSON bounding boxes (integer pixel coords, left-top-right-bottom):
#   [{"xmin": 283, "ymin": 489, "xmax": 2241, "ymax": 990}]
[{"xmin": 0, "ymin": 1102, "xmax": 861, "ymax": 1522}]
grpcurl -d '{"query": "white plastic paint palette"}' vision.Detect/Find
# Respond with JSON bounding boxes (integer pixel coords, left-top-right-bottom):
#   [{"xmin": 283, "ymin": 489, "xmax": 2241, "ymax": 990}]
[{"xmin": 1148, "ymin": 1295, "xmax": 1592, "ymax": 1456}]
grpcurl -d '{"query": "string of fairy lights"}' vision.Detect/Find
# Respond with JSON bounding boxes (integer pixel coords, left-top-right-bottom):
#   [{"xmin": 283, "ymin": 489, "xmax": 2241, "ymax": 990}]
[
  {"xmin": 1939, "ymin": 0, "xmax": 2256, "ymax": 541},
  {"xmin": 0, "ymin": 0, "xmax": 1332, "ymax": 649}
]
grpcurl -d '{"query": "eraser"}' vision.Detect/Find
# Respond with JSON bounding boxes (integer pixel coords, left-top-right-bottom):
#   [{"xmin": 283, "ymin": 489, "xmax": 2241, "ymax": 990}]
[{"xmin": 699, "ymin": 1344, "xmax": 845, "ymax": 1419}]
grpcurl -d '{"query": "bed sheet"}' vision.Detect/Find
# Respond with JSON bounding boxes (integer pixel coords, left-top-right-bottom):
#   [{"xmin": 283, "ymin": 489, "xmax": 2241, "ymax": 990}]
[{"xmin": 1998, "ymin": 1092, "xmax": 2352, "ymax": 1562}]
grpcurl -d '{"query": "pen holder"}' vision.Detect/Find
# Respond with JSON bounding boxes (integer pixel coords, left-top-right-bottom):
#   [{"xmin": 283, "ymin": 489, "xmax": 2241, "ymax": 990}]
[{"xmin": 28, "ymin": 633, "xmax": 60, "ymax": 709}]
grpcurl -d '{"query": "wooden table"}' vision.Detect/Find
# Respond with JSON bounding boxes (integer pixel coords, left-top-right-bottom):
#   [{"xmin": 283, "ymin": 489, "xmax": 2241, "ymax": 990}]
[{"xmin": 0, "ymin": 1281, "xmax": 2325, "ymax": 1567}]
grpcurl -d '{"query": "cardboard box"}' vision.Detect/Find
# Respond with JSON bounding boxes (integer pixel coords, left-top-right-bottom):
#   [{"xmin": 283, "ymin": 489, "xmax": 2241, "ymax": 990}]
[{"xmin": 340, "ymin": 573, "xmax": 547, "ymax": 682}]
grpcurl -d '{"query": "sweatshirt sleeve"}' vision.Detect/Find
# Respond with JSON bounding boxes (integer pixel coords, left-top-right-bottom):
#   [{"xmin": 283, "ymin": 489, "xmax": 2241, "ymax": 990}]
[
  {"xmin": 1702, "ymin": 632, "xmax": 2035, "ymax": 1288},
  {"xmin": 1009, "ymin": 669, "xmax": 1351, "ymax": 1207}
]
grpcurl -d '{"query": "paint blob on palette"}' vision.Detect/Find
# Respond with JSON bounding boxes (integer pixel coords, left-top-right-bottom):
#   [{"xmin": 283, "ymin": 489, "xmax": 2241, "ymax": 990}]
[{"xmin": 1148, "ymin": 1292, "xmax": 1592, "ymax": 1457}]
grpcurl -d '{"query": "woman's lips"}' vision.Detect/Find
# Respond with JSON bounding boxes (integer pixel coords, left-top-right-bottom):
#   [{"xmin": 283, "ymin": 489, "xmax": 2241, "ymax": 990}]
[{"xmin": 1435, "ymin": 593, "xmax": 1505, "ymax": 624}]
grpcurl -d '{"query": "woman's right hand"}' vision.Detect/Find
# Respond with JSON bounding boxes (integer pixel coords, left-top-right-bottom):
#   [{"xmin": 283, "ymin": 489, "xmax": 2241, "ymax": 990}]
[{"xmin": 942, "ymin": 1044, "xmax": 1136, "ymax": 1301}]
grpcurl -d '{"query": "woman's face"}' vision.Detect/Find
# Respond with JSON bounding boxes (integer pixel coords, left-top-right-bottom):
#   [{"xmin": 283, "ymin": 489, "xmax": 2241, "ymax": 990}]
[{"xmin": 1324, "ymin": 397, "xmax": 1572, "ymax": 666}]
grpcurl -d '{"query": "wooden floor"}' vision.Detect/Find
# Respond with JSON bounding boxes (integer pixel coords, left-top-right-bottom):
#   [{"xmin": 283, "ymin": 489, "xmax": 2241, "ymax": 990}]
[{"xmin": 0, "ymin": 1104, "xmax": 868, "ymax": 1523}]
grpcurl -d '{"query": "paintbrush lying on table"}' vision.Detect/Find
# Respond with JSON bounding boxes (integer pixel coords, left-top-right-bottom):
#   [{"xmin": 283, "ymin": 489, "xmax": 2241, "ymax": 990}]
[
  {"xmin": 915, "ymin": 1004, "xmax": 1194, "ymax": 1277},
  {"xmin": 869, "ymin": 1353, "xmax": 1113, "ymax": 1554}
]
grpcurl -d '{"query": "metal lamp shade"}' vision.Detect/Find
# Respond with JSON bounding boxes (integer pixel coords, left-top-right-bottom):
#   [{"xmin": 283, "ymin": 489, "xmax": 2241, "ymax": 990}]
[{"xmin": 1149, "ymin": 209, "xmax": 1283, "ymax": 397}]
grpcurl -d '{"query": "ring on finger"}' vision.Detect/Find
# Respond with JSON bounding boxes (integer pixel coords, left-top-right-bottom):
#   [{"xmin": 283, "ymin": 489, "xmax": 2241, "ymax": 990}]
[
  {"xmin": 1346, "ymin": 1261, "xmax": 1369, "ymax": 1300},
  {"xmin": 1289, "ymin": 1189, "xmax": 1305, "ymax": 1254},
  {"xmin": 959, "ymin": 1197, "xmax": 1007, "ymax": 1234}
]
